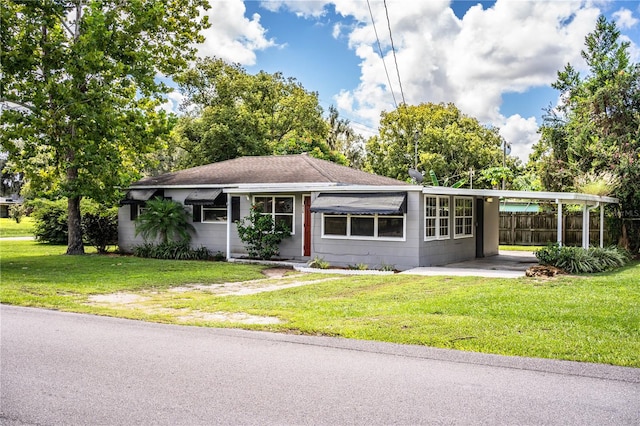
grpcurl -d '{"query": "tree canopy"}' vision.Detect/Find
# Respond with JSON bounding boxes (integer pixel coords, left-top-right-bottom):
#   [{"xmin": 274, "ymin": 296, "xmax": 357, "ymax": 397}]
[
  {"xmin": 0, "ymin": 0, "xmax": 209, "ymax": 254},
  {"xmin": 365, "ymin": 103, "xmax": 509, "ymax": 187},
  {"xmin": 171, "ymin": 57, "xmax": 343, "ymax": 168},
  {"xmin": 530, "ymin": 16, "xmax": 640, "ymax": 252}
]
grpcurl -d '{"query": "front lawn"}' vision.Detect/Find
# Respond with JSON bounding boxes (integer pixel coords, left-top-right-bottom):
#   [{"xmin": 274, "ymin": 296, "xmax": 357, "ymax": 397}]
[
  {"xmin": 0, "ymin": 217, "xmax": 34, "ymax": 237},
  {"xmin": 1, "ymin": 240, "xmax": 638, "ymax": 367}
]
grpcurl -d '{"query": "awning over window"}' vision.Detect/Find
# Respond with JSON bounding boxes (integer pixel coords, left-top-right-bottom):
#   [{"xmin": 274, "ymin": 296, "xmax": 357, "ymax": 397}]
[
  {"xmin": 120, "ymin": 189, "xmax": 159, "ymax": 205},
  {"xmin": 310, "ymin": 192, "xmax": 407, "ymax": 215},
  {"xmin": 184, "ymin": 189, "xmax": 223, "ymax": 205}
]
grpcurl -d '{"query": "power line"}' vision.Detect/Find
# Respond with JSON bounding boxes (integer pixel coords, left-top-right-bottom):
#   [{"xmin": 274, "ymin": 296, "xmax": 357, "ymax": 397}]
[
  {"xmin": 366, "ymin": 0, "xmax": 398, "ymax": 109},
  {"xmin": 383, "ymin": 0, "xmax": 406, "ymax": 106}
]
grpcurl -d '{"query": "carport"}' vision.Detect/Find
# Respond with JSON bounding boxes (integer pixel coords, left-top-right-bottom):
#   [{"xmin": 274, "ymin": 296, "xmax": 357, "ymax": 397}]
[{"xmin": 421, "ymin": 187, "xmax": 619, "ymax": 249}]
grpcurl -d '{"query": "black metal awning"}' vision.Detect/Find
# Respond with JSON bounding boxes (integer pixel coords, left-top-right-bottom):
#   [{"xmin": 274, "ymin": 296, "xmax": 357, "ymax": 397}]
[
  {"xmin": 310, "ymin": 192, "xmax": 407, "ymax": 215},
  {"xmin": 184, "ymin": 189, "xmax": 223, "ymax": 205},
  {"xmin": 120, "ymin": 189, "xmax": 160, "ymax": 205}
]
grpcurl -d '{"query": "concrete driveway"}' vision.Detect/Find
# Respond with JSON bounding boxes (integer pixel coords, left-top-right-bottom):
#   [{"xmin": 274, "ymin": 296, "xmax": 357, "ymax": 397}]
[{"xmin": 402, "ymin": 250, "xmax": 538, "ymax": 278}]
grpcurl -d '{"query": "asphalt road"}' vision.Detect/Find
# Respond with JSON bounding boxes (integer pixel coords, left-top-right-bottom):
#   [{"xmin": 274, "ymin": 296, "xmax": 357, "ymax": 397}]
[{"xmin": 1, "ymin": 305, "xmax": 639, "ymax": 425}]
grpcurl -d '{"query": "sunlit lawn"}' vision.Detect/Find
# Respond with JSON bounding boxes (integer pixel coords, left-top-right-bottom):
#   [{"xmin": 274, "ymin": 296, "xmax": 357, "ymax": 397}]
[
  {"xmin": 0, "ymin": 217, "xmax": 34, "ymax": 237},
  {"xmin": 1, "ymin": 240, "xmax": 638, "ymax": 367}
]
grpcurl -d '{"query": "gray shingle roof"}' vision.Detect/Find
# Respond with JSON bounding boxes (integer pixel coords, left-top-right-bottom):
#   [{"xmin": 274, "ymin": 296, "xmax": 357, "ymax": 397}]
[{"xmin": 132, "ymin": 154, "xmax": 407, "ymax": 187}]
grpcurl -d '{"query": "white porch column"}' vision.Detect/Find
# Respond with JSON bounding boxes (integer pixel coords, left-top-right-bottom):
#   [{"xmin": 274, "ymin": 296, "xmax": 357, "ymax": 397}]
[
  {"xmin": 582, "ymin": 203, "xmax": 590, "ymax": 249},
  {"xmin": 556, "ymin": 200, "xmax": 563, "ymax": 247},
  {"xmin": 600, "ymin": 204, "xmax": 605, "ymax": 248},
  {"xmin": 226, "ymin": 193, "xmax": 231, "ymax": 260}
]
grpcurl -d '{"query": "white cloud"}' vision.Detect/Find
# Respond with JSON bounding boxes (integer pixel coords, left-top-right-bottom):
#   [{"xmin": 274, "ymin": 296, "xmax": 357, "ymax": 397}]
[
  {"xmin": 325, "ymin": 0, "xmax": 603, "ymax": 162},
  {"xmin": 613, "ymin": 8, "xmax": 638, "ymax": 29},
  {"xmin": 260, "ymin": 0, "xmax": 330, "ymax": 18},
  {"xmin": 158, "ymin": 91, "xmax": 186, "ymax": 114},
  {"xmin": 192, "ymin": 0, "xmax": 619, "ymax": 162},
  {"xmin": 197, "ymin": 0, "xmax": 277, "ymax": 65},
  {"xmin": 499, "ymin": 115, "xmax": 541, "ymax": 163}
]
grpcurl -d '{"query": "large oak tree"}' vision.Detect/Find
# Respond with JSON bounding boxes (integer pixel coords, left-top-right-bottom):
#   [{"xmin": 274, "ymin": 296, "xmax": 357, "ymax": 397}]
[
  {"xmin": 365, "ymin": 103, "xmax": 508, "ymax": 187},
  {"xmin": 171, "ymin": 57, "xmax": 345, "ymax": 168},
  {"xmin": 0, "ymin": 0, "xmax": 209, "ymax": 254}
]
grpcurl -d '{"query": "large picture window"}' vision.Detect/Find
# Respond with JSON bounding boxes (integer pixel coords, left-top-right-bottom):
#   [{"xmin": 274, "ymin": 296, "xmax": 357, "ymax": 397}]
[
  {"xmin": 253, "ymin": 196, "xmax": 295, "ymax": 234},
  {"xmin": 454, "ymin": 197, "xmax": 473, "ymax": 238},
  {"xmin": 424, "ymin": 196, "xmax": 450, "ymax": 240},
  {"xmin": 322, "ymin": 214, "xmax": 405, "ymax": 240}
]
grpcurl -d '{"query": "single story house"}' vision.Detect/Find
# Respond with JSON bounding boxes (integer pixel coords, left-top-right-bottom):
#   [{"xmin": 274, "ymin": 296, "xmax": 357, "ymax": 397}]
[{"xmin": 118, "ymin": 154, "xmax": 618, "ymax": 270}]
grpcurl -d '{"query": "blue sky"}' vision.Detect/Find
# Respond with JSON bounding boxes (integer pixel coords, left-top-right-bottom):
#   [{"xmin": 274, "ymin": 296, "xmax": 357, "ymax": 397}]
[{"xmin": 173, "ymin": 0, "xmax": 640, "ymax": 161}]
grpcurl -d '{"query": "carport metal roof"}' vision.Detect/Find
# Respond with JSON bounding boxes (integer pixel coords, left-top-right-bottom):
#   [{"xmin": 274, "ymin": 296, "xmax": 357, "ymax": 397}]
[{"xmin": 420, "ymin": 187, "xmax": 618, "ymax": 205}]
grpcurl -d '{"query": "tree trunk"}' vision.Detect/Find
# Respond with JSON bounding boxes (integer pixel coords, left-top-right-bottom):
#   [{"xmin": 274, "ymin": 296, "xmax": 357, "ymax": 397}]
[{"xmin": 66, "ymin": 195, "xmax": 85, "ymax": 255}]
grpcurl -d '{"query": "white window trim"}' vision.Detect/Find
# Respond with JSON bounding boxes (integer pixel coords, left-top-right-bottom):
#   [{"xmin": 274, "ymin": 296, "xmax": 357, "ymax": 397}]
[
  {"xmin": 321, "ymin": 213, "xmax": 406, "ymax": 241},
  {"xmin": 201, "ymin": 205, "xmax": 228, "ymax": 224},
  {"xmin": 424, "ymin": 195, "xmax": 450, "ymax": 241},
  {"xmin": 454, "ymin": 196, "xmax": 474, "ymax": 239},
  {"xmin": 252, "ymin": 195, "xmax": 295, "ymax": 235}
]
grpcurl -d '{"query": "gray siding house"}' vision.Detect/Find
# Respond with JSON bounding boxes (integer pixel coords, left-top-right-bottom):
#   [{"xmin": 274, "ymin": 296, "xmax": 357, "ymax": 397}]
[{"xmin": 118, "ymin": 154, "xmax": 616, "ymax": 270}]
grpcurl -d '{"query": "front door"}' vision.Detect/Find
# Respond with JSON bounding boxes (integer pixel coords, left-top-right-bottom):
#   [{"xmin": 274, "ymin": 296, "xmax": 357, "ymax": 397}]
[{"xmin": 303, "ymin": 195, "xmax": 311, "ymax": 257}]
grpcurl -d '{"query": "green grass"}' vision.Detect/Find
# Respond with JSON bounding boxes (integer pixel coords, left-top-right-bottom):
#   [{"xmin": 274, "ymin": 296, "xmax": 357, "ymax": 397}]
[
  {"xmin": 1, "ymin": 240, "xmax": 638, "ymax": 367},
  {"xmin": 0, "ymin": 217, "xmax": 34, "ymax": 237}
]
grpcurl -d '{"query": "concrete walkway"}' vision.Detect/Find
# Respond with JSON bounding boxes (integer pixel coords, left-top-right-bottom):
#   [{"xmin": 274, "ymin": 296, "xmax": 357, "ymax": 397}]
[{"xmin": 402, "ymin": 250, "xmax": 538, "ymax": 278}]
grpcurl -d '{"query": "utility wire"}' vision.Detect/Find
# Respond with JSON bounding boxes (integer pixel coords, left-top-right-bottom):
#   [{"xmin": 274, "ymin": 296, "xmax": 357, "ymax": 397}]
[
  {"xmin": 366, "ymin": 0, "xmax": 398, "ymax": 109},
  {"xmin": 384, "ymin": 0, "xmax": 406, "ymax": 105}
]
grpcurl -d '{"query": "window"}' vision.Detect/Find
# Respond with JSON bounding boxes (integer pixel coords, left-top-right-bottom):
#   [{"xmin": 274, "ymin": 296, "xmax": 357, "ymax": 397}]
[
  {"xmin": 454, "ymin": 197, "xmax": 473, "ymax": 238},
  {"xmin": 201, "ymin": 204, "xmax": 227, "ymax": 222},
  {"xmin": 322, "ymin": 214, "xmax": 405, "ymax": 240},
  {"xmin": 253, "ymin": 196, "xmax": 295, "ymax": 234},
  {"xmin": 424, "ymin": 196, "xmax": 449, "ymax": 240},
  {"xmin": 192, "ymin": 193, "xmax": 227, "ymax": 223}
]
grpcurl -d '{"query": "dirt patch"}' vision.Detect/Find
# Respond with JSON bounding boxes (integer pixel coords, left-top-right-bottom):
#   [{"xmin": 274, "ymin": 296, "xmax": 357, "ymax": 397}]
[
  {"xmin": 261, "ymin": 267, "xmax": 293, "ymax": 278},
  {"xmin": 86, "ymin": 272, "xmax": 340, "ymax": 324},
  {"xmin": 526, "ymin": 265, "xmax": 566, "ymax": 278}
]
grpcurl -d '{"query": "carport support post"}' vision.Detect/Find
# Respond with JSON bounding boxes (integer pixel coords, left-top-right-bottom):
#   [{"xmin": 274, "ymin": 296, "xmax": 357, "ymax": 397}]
[
  {"xmin": 600, "ymin": 204, "xmax": 605, "ymax": 248},
  {"xmin": 556, "ymin": 200, "xmax": 563, "ymax": 247},
  {"xmin": 582, "ymin": 203, "xmax": 590, "ymax": 249}
]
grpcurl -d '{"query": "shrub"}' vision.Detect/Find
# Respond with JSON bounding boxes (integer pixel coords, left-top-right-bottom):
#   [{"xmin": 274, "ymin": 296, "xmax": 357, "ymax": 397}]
[
  {"xmin": 535, "ymin": 244, "xmax": 630, "ymax": 273},
  {"xmin": 236, "ymin": 205, "xmax": 291, "ymax": 260},
  {"xmin": 348, "ymin": 263, "xmax": 368, "ymax": 270},
  {"xmin": 133, "ymin": 241, "xmax": 211, "ymax": 260},
  {"xmin": 308, "ymin": 256, "xmax": 330, "ymax": 269},
  {"xmin": 82, "ymin": 209, "xmax": 118, "ymax": 254},
  {"xmin": 30, "ymin": 199, "xmax": 68, "ymax": 244},
  {"xmin": 8, "ymin": 204, "xmax": 26, "ymax": 223}
]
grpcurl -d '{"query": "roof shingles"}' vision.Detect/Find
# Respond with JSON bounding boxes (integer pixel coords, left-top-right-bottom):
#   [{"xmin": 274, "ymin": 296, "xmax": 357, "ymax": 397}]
[{"xmin": 132, "ymin": 154, "xmax": 406, "ymax": 187}]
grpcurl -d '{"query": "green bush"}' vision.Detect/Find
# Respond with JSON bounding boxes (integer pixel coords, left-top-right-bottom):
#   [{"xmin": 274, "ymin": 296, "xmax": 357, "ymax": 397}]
[
  {"xmin": 8, "ymin": 204, "xmax": 26, "ymax": 223},
  {"xmin": 236, "ymin": 205, "xmax": 291, "ymax": 260},
  {"xmin": 133, "ymin": 241, "xmax": 211, "ymax": 260},
  {"xmin": 308, "ymin": 256, "xmax": 330, "ymax": 269},
  {"xmin": 535, "ymin": 244, "xmax": 630, "ymax": 273},
  {"xmin": 30, "ymin": 199, "xmax": 68, "ymax": 244},
  {"xmin": 30, "ymin": 198, "xmax": 118, "ymax": 249},
  {"xmin": 82, "ymin": 209, "xmax": 118, "ymax": 254}
]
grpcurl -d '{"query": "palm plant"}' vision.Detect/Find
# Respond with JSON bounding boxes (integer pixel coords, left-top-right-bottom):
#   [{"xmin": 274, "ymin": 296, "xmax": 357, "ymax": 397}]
[{"xmin": 134, "ymin": 198, "xmax": 195, "ymax": 244}]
